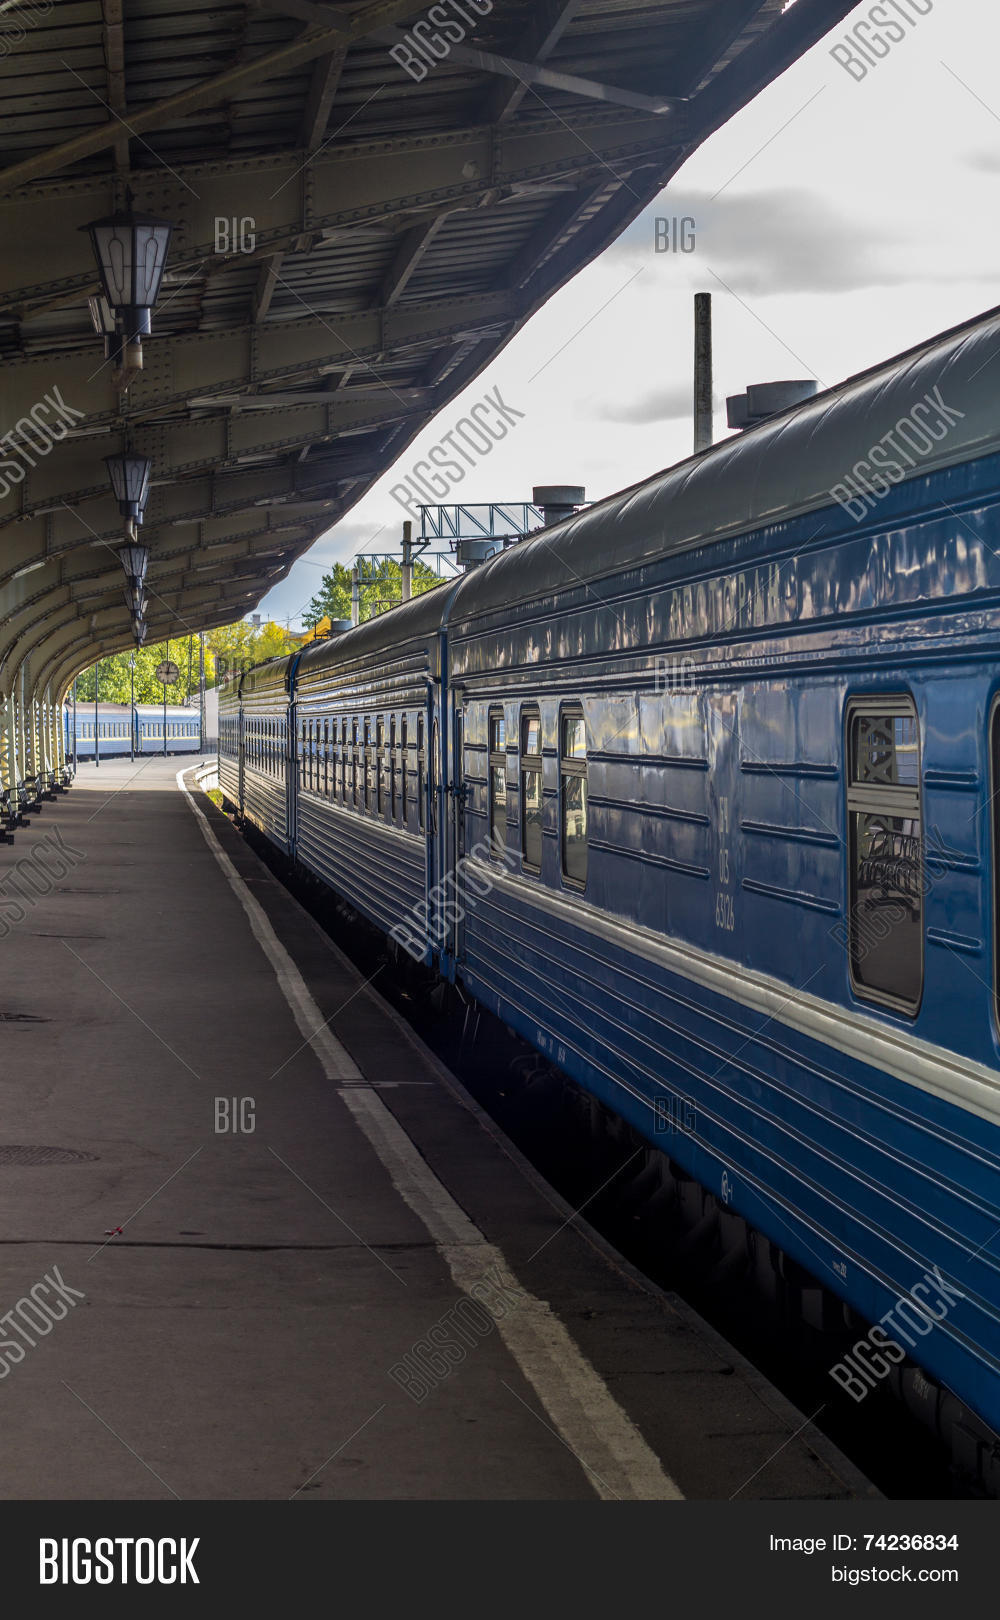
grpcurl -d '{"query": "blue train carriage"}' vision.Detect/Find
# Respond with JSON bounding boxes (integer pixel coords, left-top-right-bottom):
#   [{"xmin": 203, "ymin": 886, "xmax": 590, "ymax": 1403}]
[
  {"xmin": 290, "ymin": 591, "xmax": 454, "ymax": 956},
  {"xmin": 65, "ymin": 703, "xmax": 201, "ymax": 759},
  {"xmin": 64, "ymin": 702, "xmax": 135, "ymax": 759},
  {"xmin": 445, "ymin": 307, "xmax": 1000, "ymax": 1445},
  {"xmin": 134, "ymin": 704, "xmax": 201, "ymax": 755}
]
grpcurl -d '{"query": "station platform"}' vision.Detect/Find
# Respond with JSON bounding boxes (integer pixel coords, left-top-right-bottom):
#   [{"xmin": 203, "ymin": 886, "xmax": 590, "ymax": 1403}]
[{"xmin": 0, "ymin": 756, "xmax": 878, "ymax": 1500}]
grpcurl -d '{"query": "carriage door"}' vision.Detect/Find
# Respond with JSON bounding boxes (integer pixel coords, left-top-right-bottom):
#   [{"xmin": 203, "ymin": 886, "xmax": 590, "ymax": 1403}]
[
  {"xmin": 238, "ymin": 701, "xmax": 245, "ymax": 810},
  {"xmin": 286, "ymin": 700, "xmax": 298, "ymax": 856},
  {"xmin": 448, "ymin": 690, "xmax": 467, "ymax": 968}
]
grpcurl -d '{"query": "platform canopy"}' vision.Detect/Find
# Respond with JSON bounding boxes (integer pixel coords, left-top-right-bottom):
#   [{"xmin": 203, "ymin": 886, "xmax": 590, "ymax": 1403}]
[{"xmin": 0, "ymin": 0, "xmax": 858, "ymax": 705}]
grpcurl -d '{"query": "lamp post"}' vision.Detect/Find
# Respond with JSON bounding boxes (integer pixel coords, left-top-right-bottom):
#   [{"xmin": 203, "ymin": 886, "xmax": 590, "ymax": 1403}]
[
  {"xmin": 163, "ymin": 639, "xmax": 168, "ymax": 758},
  {"xmin": 94, "ymin": 658, "xmax": 100, "ymax": 769},
  {"xmin": 72, "ymin": 678, "xmax": 78, "ymax": 771},
  {"xmin": 129, "ymin": 651, "xmax": 136, "ymax": 762}
]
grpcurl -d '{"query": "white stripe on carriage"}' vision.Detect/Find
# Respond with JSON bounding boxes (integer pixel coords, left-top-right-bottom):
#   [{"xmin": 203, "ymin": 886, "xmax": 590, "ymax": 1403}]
[{"xmin": 465, "ymin": 861, "xmax": 1000, "ymax": 1133}]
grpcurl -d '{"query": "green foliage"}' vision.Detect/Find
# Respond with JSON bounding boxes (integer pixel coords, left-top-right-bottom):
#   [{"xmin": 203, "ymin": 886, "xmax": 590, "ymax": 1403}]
[
  {"xmin": 206, "ymin": 620, "xmax": 298, "ymax": 682},
  {"xmin": 72, "ymin": 623, "xmax": 300, "ymax": 704},
  {"xmin": 302, "ymin": 558, "xmax": 444, "ymax": 628}
]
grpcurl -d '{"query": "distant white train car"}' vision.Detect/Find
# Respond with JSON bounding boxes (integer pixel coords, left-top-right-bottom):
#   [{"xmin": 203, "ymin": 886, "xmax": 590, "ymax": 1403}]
[{"xmin": 64, "ymin": 702, "xmax": 202, "ymax": 759}]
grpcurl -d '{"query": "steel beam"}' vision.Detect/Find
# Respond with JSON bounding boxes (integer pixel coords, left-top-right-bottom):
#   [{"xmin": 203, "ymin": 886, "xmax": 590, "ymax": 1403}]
[
  {"xmin": 0, "ymin": 1, "xmax": 429, "ymax": 193},
  {"xmin": 0, "ymin": 113, "xmax": 680, "ymax": 308},
  {"xmin": 489, "ymin": 0, "xmax": 581, "ymax": 123}
]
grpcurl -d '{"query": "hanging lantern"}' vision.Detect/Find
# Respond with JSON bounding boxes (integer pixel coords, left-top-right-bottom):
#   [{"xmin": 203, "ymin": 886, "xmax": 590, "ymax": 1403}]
[
  {"xmin": 107, "ymin": 455, "xmax": 152, "ymax": 524},
  {"xmin": 123, "ymin": 583, "xmax": 148, "ymax": 616},
  {"xmin": 83, "ymin": 214, "xmax": 173, "ymax": 333},
  {"xmin": 117, "ymin": 540, "xmax": 150, "ymax": 581}
]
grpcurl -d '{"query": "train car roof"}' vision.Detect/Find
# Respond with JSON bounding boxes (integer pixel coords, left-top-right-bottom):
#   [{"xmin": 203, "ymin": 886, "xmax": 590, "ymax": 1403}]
[
  {"xmin": 450, "ymin": 303, "xmax": 1000, "ymax": 624},
  {"xmin": 239, "ymin": 656, "xmax": 295, "ymax": 701},
  {"xmin": 293, "ymin": 579, "xmax": 459, "ymax": 682},
  {"xmin": 222, "ymin": 303, "xmax": 1000, "ymax": 679},
  {"xmin": 134, "ymin": 703, "xmax": 198, "ymax": 714},
  {"xmin": 66, "ymin": 701, "xmax": 131, "ymax": 711}
]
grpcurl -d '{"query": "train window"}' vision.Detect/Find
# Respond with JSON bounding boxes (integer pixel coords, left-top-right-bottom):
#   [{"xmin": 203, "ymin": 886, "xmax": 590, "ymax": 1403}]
[
  {"xmin": 520, "ymin": 706, "xmax": 543, "ymax": 872},
  {"xmin": 364, "ymin": 718, "xmax": 373, "ymax": 812},
  {"xmin": 488, "ymin": 708, "xmax": 507, "ymax": 852},
  {"xmin": 846, "ymin": 698, "xmax": 923, "ymax": 1014},
  {"xmin": 323, "ymin": 720, "xmax": 330, "ymax": 796},
  {"xmin": 400, "ymin": 715, "xmax": 408, "ymax": 825},
  {"xmin": 352, "ymin": 719, "xmax": 359, "ymax": 807},
  {"xmin": 560, "ymin": 705, "xmax": 588, "ymax": 887},
  {"xmin": 301, "ymin": 719, "xmax": 307, "ymax": 787},
  {"xmin": 417, "ymin": 715, "xmax": 425, "ymax": 834}
]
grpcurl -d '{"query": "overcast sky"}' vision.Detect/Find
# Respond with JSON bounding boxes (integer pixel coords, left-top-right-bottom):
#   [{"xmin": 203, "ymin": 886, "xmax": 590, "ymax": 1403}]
[{"xmin": 260, "ymin": 0, "xmax": 999, "ymax": 628}]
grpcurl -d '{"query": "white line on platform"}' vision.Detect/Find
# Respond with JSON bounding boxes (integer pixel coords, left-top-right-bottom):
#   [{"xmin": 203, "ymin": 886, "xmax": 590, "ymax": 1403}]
[{"xmin": 177, "ymin": 768, "xmax": 683, "ymax": 1502}]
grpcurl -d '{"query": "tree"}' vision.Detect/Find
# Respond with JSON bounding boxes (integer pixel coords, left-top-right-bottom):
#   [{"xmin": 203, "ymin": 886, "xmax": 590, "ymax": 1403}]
[
  {"xmin": 74, "ymin": 641, "xmax": 209, "ymax": 705},
  {"xmin": 206, "ymin": 621, "xmax": 300, "ymax": 683},
  {"xmin": 302, "ymin": 557, "xmax": 444, "ymax": 628},
  {"xmin": 72, "ymin": 622, "xmax": 300, "ymax": 705}
]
